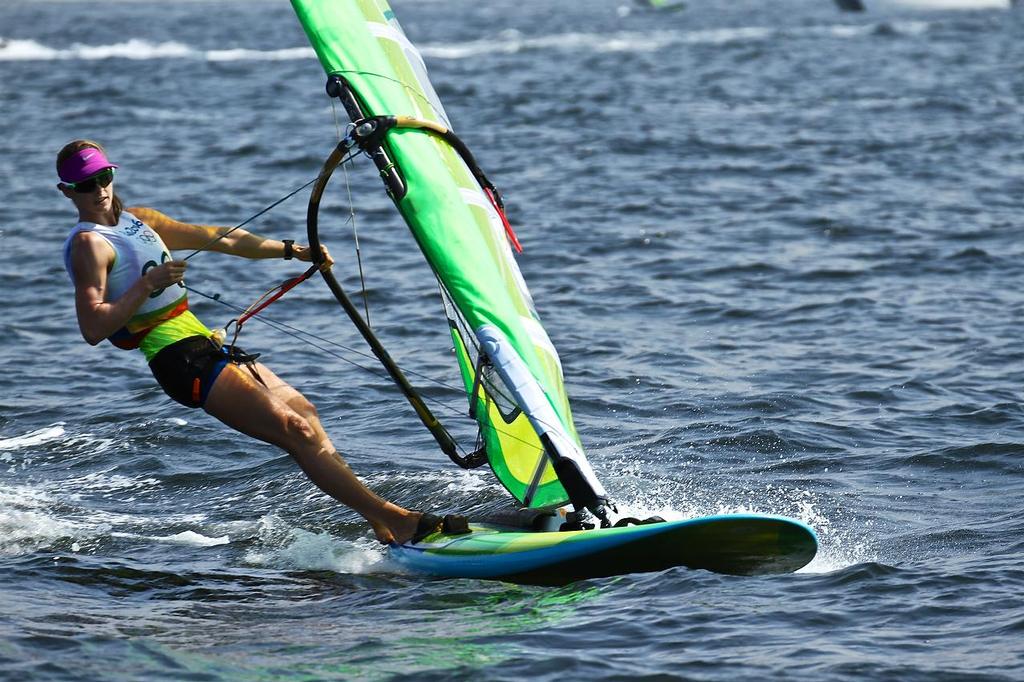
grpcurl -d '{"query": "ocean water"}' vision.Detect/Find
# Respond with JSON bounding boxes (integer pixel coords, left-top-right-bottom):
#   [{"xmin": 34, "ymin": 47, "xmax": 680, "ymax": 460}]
[{"xmin": 1, "ymin": 0, "xmax": 1023, "ymax": 679}]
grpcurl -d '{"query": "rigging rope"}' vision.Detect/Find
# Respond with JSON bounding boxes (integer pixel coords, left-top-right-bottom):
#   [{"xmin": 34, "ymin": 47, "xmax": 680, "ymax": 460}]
[
  {"xmin": 330, "ymin": 102, "xmax": 373, "ymax": 326},
  {"xmin": 182, "ymin": 138, "xmax": 362, "ymax": 345},
  {"xmin": 181, "ymin": 129, "xmax": 362, "ymax": 262},
  {"xmin": 342, "ymin": 160, "xmax": 372, "ymax": 327},
  {"xmin": 181, "ymin": 174, "xmax": 323, "ymax": 261}
]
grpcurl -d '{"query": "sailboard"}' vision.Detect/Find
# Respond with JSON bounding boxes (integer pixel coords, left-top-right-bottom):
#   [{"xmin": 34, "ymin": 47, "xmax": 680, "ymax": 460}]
[
  {"xmin": 635, "ymin": 0, "xmax": 688, "ymax": 11},
  {"xmin": 289, "ymin": 0, "xmax": 817, "ymax": 584},
  {"xmin": 389, "ymin": 513, "xmax": 817, "ymax": 586},
  {"xmin": 834, "ymin": 0, "xmax": 866, "ymax": 11}
]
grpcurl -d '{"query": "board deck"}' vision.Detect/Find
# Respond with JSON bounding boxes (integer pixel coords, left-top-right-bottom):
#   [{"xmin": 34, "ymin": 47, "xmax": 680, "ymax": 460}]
[{"xmin": 389, "ymin": 514, "xmax": 817, "ymax": 585}]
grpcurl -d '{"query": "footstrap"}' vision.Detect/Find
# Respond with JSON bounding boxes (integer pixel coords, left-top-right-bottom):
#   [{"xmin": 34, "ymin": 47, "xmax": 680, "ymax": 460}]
[
  {"xmin": 612, "ymin": 516, "xmax": 666, "ymax": 528},
  {"xmin": 442, "ymin": 514, "xmax": 470, "ymax": 535},
  {"xmin": 409, "ymin": 512, "xmax": 471, "ymax": 544}
]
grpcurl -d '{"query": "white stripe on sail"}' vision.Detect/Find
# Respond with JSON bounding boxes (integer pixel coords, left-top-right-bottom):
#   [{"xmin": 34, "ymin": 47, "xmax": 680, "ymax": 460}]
[
  {"xmin": 459, "ymin": 187, "xmax": 536, "ymax": 305},
  {"xmin": 367, "ymin": 21, "xmax": 451, "ymax": 126},
  {"xmin": 459, "ymin": 188, "xmax": 560, "ymax": 373},
  {"xmin": 476, "ymin": 324, "xmax": 607, "ymax": 501}
]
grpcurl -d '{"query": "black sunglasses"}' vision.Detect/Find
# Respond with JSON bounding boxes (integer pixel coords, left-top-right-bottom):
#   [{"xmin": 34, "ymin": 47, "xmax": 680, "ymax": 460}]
[{"xmin": 66, "ymin": 168, "xmax": 115, "ymax": 194}]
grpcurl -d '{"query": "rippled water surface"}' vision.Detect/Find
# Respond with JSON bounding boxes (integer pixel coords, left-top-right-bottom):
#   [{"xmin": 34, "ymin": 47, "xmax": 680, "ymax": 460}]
[{"xmin": 1, "ymin": 0, "xmax": 1023, "ymax": 679}]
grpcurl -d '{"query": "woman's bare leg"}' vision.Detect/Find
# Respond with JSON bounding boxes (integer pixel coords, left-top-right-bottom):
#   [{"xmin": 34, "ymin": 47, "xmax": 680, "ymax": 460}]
[{"xmin": 203, "ymin": 362, "xmax": 420, "ymax": 544}]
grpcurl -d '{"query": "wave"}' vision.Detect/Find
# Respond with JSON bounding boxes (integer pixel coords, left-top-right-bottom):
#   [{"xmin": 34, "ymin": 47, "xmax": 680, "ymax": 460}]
[
  {"xmin": 418, "ymin": 22, "xmax": 930, "ymax": 58},
  {"xmin": 242, "ymin": 515, "xmax": 385, "ymax": 574},
  {"xmin": 0, "ymin": 483, "xmax": 83, "ymax": 556},
  {"xmin": 886, "ymin": 0, "xmax": 1012, "ymax": 8},
  {"xmin": 0, "ymin": 423, "xmax": 208, "ymax": 557},
  {"xmin": 111, "ymin": 529, "xmax": 230, "ymax": 547},
  {"xmin": 0, "ymin": 424, "xmax": 65, "ymax": 453},
  {"xmin": 0, "ymin": 21, "xmax": 932, "ymax": 63},
  {"xmin": 0, "ymin": 38, "xmax": 315, "ymax": 62}
]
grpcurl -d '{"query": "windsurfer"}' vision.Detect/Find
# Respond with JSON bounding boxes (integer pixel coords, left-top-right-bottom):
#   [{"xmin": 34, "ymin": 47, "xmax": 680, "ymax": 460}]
[{"xmin": 56, "ymin": 139, "xmax": 447, "ymax": 545}]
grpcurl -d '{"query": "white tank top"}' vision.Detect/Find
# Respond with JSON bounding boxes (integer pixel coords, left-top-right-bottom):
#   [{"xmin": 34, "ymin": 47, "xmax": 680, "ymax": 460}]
[{"xmin": 63, "ymin": 211, "xmax": 189, "ymax": 349}]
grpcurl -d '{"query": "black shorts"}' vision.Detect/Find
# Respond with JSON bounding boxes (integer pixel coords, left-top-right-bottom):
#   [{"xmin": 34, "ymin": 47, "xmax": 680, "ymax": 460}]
[{"xmin": 148, "ymin": 335, "xmax": 234, "ymax": 409}]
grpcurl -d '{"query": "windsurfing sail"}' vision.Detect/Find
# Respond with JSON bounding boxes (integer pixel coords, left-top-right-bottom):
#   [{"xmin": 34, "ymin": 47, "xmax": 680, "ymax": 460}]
[{"xmin": 290, "ymin": 0, "xmax": 613, "ymax": 524}]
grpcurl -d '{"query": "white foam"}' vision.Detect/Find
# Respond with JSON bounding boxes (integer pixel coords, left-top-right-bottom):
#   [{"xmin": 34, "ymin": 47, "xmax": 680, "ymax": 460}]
[
  {"xmin": 888, "ymin": 0, "xmax": 1010, "ymax": 8},
  {"xmin": 363, "ymin": 467, "xmax": 502, "ymax": 496},
  {"xmin": 418, "ymin": 22, "xmax": 931, "ymax": 60},
  {"xmin": 0, "ymin": 484, "xmax": 83, "ymax": 556},
  {"xmin": 0, "ymin": 38, "xmax": 62, "ymax": 61},
  {"xmin": 0, "ymin": 38, "xmax": 193, "ymax": 61},
  {"xmin": 605, "ymin": 462, "xmax": 873, "ymax": 574},
  {"xmin": 80, "ymin": 38, "xmax": 193, "ymax": 60},
  {"xmin": 62, "ymin": 468, "xmax": 162, "ymax": 497},
  {"xmin": 601, "ymin": 487, "xmax": 874, "ymax": 575},
  {"xmin": 243, "ymin": 515, "xmax": 385, "ymax": 574},
  {"xmin": 800, "ymin": 534, "xmax": 877, "ymax": 573},
  {"xmin": 206, "ymin": 47, "xmax": 315, "ymax": 62},
  {"xmin": 150, "ymin": 530, "xmax": 230, "ymax": 547},
  {"xmin": 0, "ymin": 443, "xmax": 210, "ymax": 556},
  {"xmin": 0, "ymin": 424, "xmax": 65, "ymax": 452},
  {"xmin": 419, "ymin": 29, "xmax": 701, "ymax": 59},
  {"xmin": 0, "ymin": 38, "xmax": 312, "ymax": 63}
]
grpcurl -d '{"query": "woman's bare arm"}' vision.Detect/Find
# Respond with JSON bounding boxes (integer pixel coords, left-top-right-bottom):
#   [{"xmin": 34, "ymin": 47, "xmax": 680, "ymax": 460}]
[
  {"xmin": 128, "ymin": 206, "xmax": 287, "ymax": 258},
  {"xmin": 128, "ymin": 207, "xmax": 331, "ymax": 264}
]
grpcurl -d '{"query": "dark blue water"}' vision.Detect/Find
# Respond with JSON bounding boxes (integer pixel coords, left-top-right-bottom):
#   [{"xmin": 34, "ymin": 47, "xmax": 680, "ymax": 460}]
[{"xmin": 2, "ymin": 0, "xmax": 1023, "ymax": 679}]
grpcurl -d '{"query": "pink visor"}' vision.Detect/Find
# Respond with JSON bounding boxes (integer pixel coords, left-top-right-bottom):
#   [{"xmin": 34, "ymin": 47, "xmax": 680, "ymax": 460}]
[{"xmin": 58, "ymin": 147, "xmax": 119, "ymax": 183}]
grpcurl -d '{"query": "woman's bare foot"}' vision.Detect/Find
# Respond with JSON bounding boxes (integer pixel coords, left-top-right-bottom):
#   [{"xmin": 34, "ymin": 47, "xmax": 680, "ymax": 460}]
[
  {"xmin": 372, "ymin": 508, "xmax": 423, "ymax": 545},
  {"xmin": 370, "ymin": 520, "xmax": 396, "ymax": 545}
]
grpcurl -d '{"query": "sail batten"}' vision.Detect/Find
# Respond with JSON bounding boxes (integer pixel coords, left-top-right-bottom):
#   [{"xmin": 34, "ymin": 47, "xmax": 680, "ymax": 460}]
[{"xmin": 292, "ymin": 0, "xmax": 611, "ymax": 521}]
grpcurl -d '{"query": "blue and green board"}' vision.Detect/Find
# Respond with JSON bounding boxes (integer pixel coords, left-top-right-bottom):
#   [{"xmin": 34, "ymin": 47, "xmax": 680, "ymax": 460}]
[{"xmin": 390, "ymin": 515, "xmax": 818, "ymax": 585}]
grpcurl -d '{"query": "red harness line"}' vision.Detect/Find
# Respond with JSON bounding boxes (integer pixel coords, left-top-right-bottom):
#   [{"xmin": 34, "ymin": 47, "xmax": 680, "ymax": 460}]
[
  {"xmin": 235, "ymin": 264, "xmax": 320, "ymax": 328},
  {"xmin": 484, "ymin": 187, "xmax": 523, "ymax": 254}
]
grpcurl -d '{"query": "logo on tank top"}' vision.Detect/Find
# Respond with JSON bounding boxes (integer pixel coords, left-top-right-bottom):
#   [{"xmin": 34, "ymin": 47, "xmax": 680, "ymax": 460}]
[
  {"xmin": 124, "ymin": 218, "xmax": 144, "ymax": 236},
  {"xmin": 125, "ymin": 218, "xmax": 158, "ymax": 244}
]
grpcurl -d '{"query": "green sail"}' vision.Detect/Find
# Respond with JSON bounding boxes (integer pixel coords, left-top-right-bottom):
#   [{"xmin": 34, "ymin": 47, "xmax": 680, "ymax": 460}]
[{"xmin": 291, "ymin": 0, "xmax": 608, "ymax": 513}]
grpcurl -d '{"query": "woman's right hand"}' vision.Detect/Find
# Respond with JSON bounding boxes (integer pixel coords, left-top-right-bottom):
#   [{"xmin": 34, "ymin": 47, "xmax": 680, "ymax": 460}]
[{"xmin": 143, "ymin": 260, "xmax": 187, "ymax": 291}]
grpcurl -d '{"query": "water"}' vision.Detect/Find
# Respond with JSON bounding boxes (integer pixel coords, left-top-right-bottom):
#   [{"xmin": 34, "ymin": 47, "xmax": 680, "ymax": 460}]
[{"xmin": 2, "ymin": 0, "xmax": 1023, "ymax": 678}]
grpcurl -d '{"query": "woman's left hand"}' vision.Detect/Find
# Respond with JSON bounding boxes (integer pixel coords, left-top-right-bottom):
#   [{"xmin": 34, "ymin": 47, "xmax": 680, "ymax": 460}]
[{"xmin": 294, "ymin": 243, "xmax": 334, "ymax": 270}]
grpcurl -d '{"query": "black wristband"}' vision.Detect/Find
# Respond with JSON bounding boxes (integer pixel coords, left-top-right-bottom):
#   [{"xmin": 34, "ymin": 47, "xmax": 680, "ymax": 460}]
[{"xmin": 282, "ymin": 239, "xmax": 294, "ymax": 260}]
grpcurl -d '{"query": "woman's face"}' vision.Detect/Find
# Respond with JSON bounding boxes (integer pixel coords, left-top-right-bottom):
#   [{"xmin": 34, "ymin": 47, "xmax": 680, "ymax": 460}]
[{"xmin": 60, "ymin": 167, "xmax": 115, "ymax": 219}]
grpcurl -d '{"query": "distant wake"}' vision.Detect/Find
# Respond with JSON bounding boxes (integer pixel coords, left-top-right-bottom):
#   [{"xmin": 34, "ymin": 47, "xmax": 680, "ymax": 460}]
[
  {"xmin": 0, "ymin": 21, "xmax": 933, "ymax": 63},
  {"xmin": 0, "ymin": 38, "xmax": 312, "ymax": 62}
]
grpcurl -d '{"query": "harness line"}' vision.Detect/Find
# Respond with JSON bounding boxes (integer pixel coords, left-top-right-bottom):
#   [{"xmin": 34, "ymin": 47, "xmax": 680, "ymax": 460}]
[
  {"xmin": 184, "ymin": 282, "xmax": 552, "ymax": 459},
  {"xmin": 181, "ymin": 174, "xmax": 323, "ymax": 261},
  {"xmin": 181, "ymin": 142, "xmax": 362, "ymax": 346}
]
